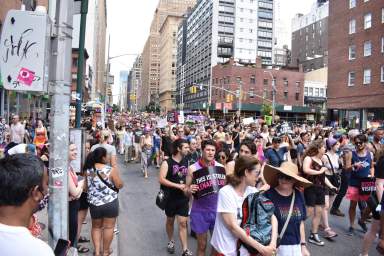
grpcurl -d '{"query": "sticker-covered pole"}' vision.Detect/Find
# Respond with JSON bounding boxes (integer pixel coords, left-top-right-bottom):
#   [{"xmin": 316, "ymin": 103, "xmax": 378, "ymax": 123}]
[{"xmin": 47, "ymin": 0, "xmax": 73, "ymax": 248}]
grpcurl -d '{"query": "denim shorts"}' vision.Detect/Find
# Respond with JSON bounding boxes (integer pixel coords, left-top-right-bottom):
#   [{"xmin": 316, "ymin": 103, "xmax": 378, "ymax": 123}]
[{"xmin": 190, "ymin": 210, "xmax": 216, "ymax": 234}]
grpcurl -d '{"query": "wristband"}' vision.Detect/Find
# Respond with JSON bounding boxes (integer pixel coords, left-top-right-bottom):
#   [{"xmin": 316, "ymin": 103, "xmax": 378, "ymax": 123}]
[{"xmin": 300, "ymin": 242, "xmax": 307, "ymax": 246}]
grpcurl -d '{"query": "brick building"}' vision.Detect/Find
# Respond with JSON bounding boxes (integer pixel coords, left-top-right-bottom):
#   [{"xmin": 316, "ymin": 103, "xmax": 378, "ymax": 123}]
[
  {"xmin": 327, "ymin": 0, "xmax": 384, "ymax": 127},
  {"xmin": 210, "ymin": 58, "xmax": 312, "ymax": 121}
]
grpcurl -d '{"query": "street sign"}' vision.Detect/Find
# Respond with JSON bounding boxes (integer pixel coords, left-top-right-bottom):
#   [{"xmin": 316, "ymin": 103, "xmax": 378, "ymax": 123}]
[{"xmin": 0, "ymin": 10, "xmax": 50, "ymax": 92}]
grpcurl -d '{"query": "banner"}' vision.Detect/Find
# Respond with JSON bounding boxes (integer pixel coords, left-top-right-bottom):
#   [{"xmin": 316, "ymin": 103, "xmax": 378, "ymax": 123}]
[
  {"xmin": 242, "ymin": 117, "xmax": 254, "ymax": 125},
  {"xmin": 192, "ymin": 166, "xmax": 226, "ymax": 199},
  {"xmin": 264, "ymin": 115, "xmax": 272, "ymax": 125}
]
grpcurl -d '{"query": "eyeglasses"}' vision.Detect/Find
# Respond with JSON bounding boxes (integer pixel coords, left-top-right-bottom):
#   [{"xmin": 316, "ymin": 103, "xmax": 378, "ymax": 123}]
[
  {"xmin": 355, "ymin": 141, "xmax": 363, "ymax": 146},
  {"xmin": 219, "ymin": 155, "xmax": 227, "ymax": 160},
  {"xmin": 278, "ymin": 174, "xmax": 293, "ymax": 181}
]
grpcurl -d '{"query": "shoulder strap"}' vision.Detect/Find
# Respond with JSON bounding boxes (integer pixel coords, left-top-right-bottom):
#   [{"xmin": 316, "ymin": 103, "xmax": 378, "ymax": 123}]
[
  {"xmin": 96, "ymin": 169, "xmax": 119, "ymax": 193},
  {"xmin": 370, "ymin": 142, "xmax": 377, "ymax": 152},
  {"xmin": 325, "ymin": 153, "xmax": 335, "ymax": 175},
  {"xmin": 272, "ymin": 149, "xmax": 283, "ymax": 164},
  {"xmin": 278, "ymin": 190, "xmax": 295, "ymax": 241}
]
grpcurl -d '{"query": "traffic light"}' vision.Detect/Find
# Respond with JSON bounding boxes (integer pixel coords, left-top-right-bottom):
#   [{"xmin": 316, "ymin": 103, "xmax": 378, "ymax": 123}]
[
  {"xmin": 226, "ymin": 94, "xmax": 230, "ymax": 103},
  {"xmin": 190, "ymin": 86, "xmax": 197, "ymax": 94}
]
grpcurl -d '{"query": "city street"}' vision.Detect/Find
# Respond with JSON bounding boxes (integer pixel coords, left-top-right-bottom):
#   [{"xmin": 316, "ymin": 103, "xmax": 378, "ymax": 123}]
[{"xmin": 117, "ymin": 156, "xmax": 380, "ymax": 256}]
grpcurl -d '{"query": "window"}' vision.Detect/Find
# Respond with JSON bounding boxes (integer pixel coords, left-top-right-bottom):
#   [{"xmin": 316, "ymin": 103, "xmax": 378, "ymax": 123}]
[
  {"xmin": 364, "ymin": 13, "xmax": 372, "ymax": 29},
  {"xmin": 295, "ymin": 93, "xmax": 300, "ymax": 101},
  {"xmin": 263, "ymin": 79, "xmax": 268, "ymax": 86},
  {"xmin": 349, "ymin": 0, "xmax": 356, "ymax": 9},
  {"xmin": 349, "ymin": 19, "xmax": 356, "ymax": 34},
  {"xmin": 363, "ymin": 69, "xmax": 371, "ymax": 84},
  {"xmin": 382, "ymin": 8, "xmax": 384, "ymax": 23},
  {"xmin": 284, "ymin": 92, "xmax": 288, "ymax": 99},
  {"xmin": 348, "ymin": 71, "xmax": 355, "ymax": 86},
  {"xmin": 382, "ymin": 37, "xmax": 384, "ymax": 53},
  {"xmin": 250, "ymin": 75, "xmax": 256, "ymax": 84},
  {"xmin": 309, "ymin": 87, "xmax": 313, "ymax": 96},
  {"xmin": 320, "ymin": 88, "xmax": 325, "ymax": 97},
  {"xmin": 315, "ymin": 88, "xmax": 319, "ymax": 97},
  {"xmin": 381, "ymin": 66, "xmax": 384, "ymax": 82},
  {"xmin": 304, "ymin": 87, "xmax": 308, "ymax": 96},
  {"xmin": 364, "ymin": 41, "xmax": 372, "ymax": 57},
  {"xmin": 349, "ymin": 45, "xmax": 356, "ymax": 60},
  {"xmin": 250, "ymin": 90, "xmax": 255, "ymax": 98}
]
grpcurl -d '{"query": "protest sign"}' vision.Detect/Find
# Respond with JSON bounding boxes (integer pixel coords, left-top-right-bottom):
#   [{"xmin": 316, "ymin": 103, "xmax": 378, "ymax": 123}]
[
  {"xmin": 192, "ymin": 166, "xmax": 226, "ymax": 199},
  {"xmin": 242, "ymin": 117, "xmax": 254, "ymax": 125}
]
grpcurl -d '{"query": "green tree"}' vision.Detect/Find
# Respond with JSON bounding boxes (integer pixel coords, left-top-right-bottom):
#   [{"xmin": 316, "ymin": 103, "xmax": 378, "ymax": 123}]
[
  {"xmin": 112, "ymin": 104, "xmax": 119, "ymax": 113},
  {"xmin": 261, "ymin": 103, "xmax": 272, "ymax": 116}
]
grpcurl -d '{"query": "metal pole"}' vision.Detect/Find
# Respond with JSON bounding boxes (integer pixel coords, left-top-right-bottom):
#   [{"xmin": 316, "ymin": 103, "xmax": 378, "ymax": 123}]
[
  {"xmin": 239, "ymin": 81, "xmax": 242, "ymax": 117},
  {"xmin": 75, "ymin": 0, "xmax": 89, "ymax": 128},
  {"xmin": 0, "ymin": 89, "xmax": 4, "ymax": 117},
  {"xmin": 104, "ymin": 35, "xmax": 110, "ymax": 127},
  {"xmin": 272, "ymin": 78, "xmax": 276, "ymax": 124},
  {"xmin": 48, "ymin": 0, "xmax": 73, "ymax": 248}
]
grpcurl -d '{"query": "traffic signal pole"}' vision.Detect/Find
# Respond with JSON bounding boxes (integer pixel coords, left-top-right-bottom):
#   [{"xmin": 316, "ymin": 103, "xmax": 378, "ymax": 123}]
[
  {"xmin": 75, "ymin": 0, "xmax": 89, "ymax": 128},
  {"xmin": 48, "ymin": 0, "xmax": 73, "ymax": 248}
]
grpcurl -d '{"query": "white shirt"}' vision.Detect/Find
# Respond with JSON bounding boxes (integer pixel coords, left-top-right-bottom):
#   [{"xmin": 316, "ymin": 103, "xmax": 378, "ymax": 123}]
[
  {"xmin": 7, "ymin": 144, "xmax": 27, "ymax": 155},
  {"xmin": 211, "ymin": 185, "xmax": 258, "ymax": 256},
  {"xmin": 10, "ymin": 122, "xmax": 25, "ymax": 143},
  {"xmin": 0, "ymin": 223, "xmax": 54, "ymax": 256}
]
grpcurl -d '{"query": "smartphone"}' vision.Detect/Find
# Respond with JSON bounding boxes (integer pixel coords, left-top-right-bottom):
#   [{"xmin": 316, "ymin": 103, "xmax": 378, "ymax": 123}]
[{"xmin": 54, "ymin": 239, "xmax": 70, "ymax": 256}]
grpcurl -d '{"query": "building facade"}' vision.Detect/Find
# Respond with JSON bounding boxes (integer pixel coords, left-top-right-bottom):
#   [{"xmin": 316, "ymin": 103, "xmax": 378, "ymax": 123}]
[
  {"xmin": 176, "ymin": 0, "xmax": 275, "ymax": 111},
  {"xmin": 130, "ymin": 56, "xmax": 142, "ymax": 112},
  {"xmin": 291, "ymin": 0, "xmax": 328, "ymax": 72},
  {"xmin": 327, "ymin": 0, "xmax": 384, "ymax": 127},
  {"xmin": 139, "ymin": 0, "xmax": 196, "ymax": 110},
  {"xmin": 304, "ymin": 67, "xmax": 327, "ymax": 121},
  {"xmin": 210, "ymin": 58, "xmax": 310, "ymax": 121}
]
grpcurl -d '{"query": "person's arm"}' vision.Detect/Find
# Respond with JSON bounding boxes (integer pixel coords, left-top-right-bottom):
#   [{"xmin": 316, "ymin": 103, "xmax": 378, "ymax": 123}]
[
  {"xmin": 158, "ymin": 160, "xmax": 185, "ymax": 190},
  {"xmin": 370, "ymin": 152, "xmax": 375, "ymax": 177},
  {"xmin": 184, "ymin": 165, "xmax": 199, "ymax": 196},
  {"xmin": 300, "ymin": 221, "xmax": 310, "ymax": 256},
  {"xmin": 344, "ymin": 151, "xmax": 353, "ymax": 172},
  {"xmin": 221, "ymin": 212, "xmax": 276, "ymax": 256},
  {"xmin": 110, "ymin": 147, "xmax": 117, "ymax": 168},
  {"xmin": 110, "ymin": 167, "xmax": 124, "ymax": 189},
  {"xmin": 68, "ymin": 174, "xmax": 84, "ymax": 199},
  {"xmin": 302, "ymin": 157, "xmax": 326, "ymax": 176},
  {"xmin": 376, "ymin": 178, "xmax": 384, "ymax": 203},
  {"xmin": 44, "ymin": 128, "xmax": 48, "ymax": 142}
]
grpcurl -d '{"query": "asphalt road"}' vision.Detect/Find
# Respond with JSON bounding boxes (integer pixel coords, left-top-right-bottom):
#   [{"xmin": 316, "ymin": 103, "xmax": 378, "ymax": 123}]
[{"xmin": 117, "ymin": 156, "xmax": 380, "ymax": 256}]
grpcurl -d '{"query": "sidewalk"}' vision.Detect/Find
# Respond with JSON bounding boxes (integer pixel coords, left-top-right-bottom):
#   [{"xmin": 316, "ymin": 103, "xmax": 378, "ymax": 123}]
[{"xmin": 37, "ymin": 207, "xmax": 119, "ymax": 256}]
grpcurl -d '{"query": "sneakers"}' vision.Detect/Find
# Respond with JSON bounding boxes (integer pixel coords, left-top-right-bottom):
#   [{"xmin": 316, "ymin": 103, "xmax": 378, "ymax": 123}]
[
  {"xmin": 182, "ymin": 249, "xmax": 193, "ymax": 256},
  {"xmin": 330, "ymin": 208, "xmax": 345, "ymax": 217},
  {"xmin": 167, "ymin": 240, "xmax": 175, "ymax": 254},
  {"xmin": 358, "ymin": 219, "xmax": 368, "ymax": 233},
  {"xmin": 309, "ymin": 233, "xmax": 325, "ymax": 246},
  {"xmin": 347, "ymin": 227, "xmax": 355, "ymax": 236}
]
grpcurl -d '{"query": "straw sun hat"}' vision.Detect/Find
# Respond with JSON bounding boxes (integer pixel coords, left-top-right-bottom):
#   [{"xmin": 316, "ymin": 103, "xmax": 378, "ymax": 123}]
[{"xmin": 263, "ymin": 162, "xmax": 312, "ymax": 188}]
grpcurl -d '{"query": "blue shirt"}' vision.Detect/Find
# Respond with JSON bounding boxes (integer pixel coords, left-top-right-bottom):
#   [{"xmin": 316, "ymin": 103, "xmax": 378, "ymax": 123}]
[
  {"xmin": 265, "ymin": 147, "xmax": 288, "ymax": 167},
  {"xmin": 350, "ymin": 150, "xmax": 372, "ymax": 187},
  {"xmin": 265, "ymin": 188, "xmax": 306, "ymax": 246}
]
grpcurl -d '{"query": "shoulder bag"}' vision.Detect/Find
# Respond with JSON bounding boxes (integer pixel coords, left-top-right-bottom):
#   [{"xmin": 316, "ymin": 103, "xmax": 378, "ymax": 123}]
[
  {"xmin": 96, "ymin": 169, "xmax": 119, "ymax": 193},
  {"xmin": 325, "ymin": 154, "xmax": 341, "ymax": 188},
  {"xmin": 276, "ymin": 190, "xmax": 295, "ymax": 247}
]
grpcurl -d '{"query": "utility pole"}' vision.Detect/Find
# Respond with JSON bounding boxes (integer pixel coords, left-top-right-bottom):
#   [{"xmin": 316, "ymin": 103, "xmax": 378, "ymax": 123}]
[
  {"xmin": 75, "ymin": 0, "xmax": 89, "ymax": 128},
  {"xmin": 104, "ymin": 35, "xmax": 111, "ymax": 127},
  {"xmin": 272, "ymin": 77, "xmax": 276, "ymax": 123},
  {"xmin": 48, "ymin": 0, "xmax": 73, "ymax": 248},
  {"xmin": 238, "ymin": 80, "xmax": 243, "ymax": 117}
]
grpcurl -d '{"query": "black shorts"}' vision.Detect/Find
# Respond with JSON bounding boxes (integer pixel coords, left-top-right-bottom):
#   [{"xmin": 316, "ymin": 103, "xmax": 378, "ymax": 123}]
[
  {"xmin": 165, "ymin": 198, "xmax": 189, "ymax": 218},
  {"xmin": 79, "ymin": 192, "xmax": 89, "ymax": 210},
  {"xmin": 366, "ymin": 193, "xmax": 381, "ymax": 220},
  {"xmin": 89, "ymin": 199, "xmax": 119, "ymax": 219},
  {"xmin": 304, "ymin": 186, "xmax": 325, "ymax": 207}
]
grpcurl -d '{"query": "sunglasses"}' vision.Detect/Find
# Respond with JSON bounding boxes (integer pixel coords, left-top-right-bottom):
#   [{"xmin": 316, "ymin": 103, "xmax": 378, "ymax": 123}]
[
  {"xmin": 278, "ymin": 174, "xmax": 293, "ymax": 181},
  {"xmin": 219, "ymin": 155, "xmax": 227, "ymax": 159},
  {"xmin": 355, "ymin": 141, "xmax": 364, "ymax": 146}
]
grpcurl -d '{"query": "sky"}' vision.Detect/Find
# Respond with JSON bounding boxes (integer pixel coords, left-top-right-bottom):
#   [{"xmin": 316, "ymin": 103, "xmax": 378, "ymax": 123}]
[{"xmin": 107, "ymin": 0, "xmax": 315, "ymax": 103}]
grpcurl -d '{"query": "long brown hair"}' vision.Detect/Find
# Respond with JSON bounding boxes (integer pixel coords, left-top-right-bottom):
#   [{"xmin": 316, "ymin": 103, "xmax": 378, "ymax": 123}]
[
  {"xmin": 303, "ymin": 139, "xmax": 324, "ymax": 158},
  {"xmin": 227, "ymin": 156, "xmax": 259, "ymax": 186}
]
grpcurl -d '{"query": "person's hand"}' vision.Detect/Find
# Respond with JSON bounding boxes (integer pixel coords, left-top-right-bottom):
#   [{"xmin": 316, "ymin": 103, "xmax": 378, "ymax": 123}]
[
  {"xmin": 258, "ymin": 245, "xmax": 276, "ymax": 256},
  {"xmin": 178, "ymin": 184, "xmax": 186, "ymax": 191},
  {"xmin": 189, "ymin": 184, "xmax": 199, "ymax": 194},
  {"xmin": 354, "ymin": 162, "xmax": 363, "ymax": 170},
  {"xmin": 301, "ymin": 245, "xmax": 310, "ymax": 256},
  {"xmin": 319, "ymin": 167, "xmax": 327, "ymax": 174}
]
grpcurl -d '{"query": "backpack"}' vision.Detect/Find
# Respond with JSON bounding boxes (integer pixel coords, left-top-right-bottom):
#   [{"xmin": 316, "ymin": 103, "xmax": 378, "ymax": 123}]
[{"xmin": 239, "ymin": 192, "xmax": 275, "ymax": 254}]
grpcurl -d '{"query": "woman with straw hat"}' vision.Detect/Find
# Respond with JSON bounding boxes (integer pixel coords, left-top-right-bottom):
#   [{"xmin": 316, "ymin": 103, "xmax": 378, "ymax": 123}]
[{"xmin": 264, "ymin": 162, "xmax": 312, "ymax": 256}]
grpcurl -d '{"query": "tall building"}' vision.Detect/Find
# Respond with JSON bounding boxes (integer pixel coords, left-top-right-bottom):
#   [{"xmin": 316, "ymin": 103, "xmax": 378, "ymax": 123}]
[
  {"xmin": 159, "ymin": 8, "xmax": 194, "ymax": 112},
  {"xmin": 328, "ymin": 0, "xmax": 384, "ymax": 128},
  {"xmin": 176, "ymin": 0, "xmax": 275, "ymax": 111},
  {"xmin": 130, "ymin": 56, "xmax": 142, "ymax": 112},
  {"xmin": 139, "ymin": 0, "xmax": 196, "ymax": 110},
  {"xmin": 291, "ymin": 0, "xmax": 328, "ymax": 72},
  {"xmin": 118, "ymin": 71, "xmax": 128, "ymax": 111}
]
